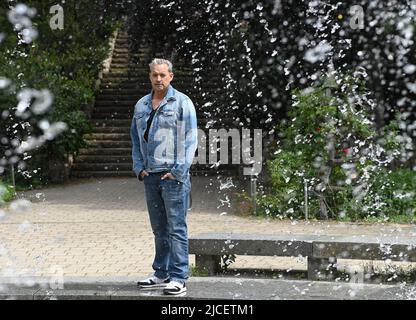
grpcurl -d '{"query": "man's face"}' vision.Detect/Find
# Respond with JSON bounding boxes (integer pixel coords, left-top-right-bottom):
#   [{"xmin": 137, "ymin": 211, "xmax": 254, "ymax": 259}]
[{"xmin": 149, "ymin": 64, "xmax": 174, "ymax": 94}]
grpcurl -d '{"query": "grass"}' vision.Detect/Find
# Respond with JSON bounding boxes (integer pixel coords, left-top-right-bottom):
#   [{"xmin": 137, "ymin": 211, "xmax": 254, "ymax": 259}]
[{"xmin": 190, "ymin": 264, "xmax": 209, "ymax": 277}]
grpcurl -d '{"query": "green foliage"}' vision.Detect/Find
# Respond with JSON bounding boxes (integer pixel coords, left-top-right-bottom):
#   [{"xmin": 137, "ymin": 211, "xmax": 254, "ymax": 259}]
[
  {"xmin": 256, "ymin": 71, "xmax": 414, "ymax": 221},
  {"xmin": 49, "ymin": 110, "xmax": 93, "ymax": 157},
  {"xmin": 190, "ymin": 264, "xmax": 209, "ymax": 277},
  {"xmin": 360, "ymin": 168, "xmax": 416, "ymax": 222},
  {"xmin": 0, "ymin": 1, "xmax": 121, "ymax": 185},
  {"xmin": 0, "ymin": 179, "xmax": 16, "ymax": 207}
]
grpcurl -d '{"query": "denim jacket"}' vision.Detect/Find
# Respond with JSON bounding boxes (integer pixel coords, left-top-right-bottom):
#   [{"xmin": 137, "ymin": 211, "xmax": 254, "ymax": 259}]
[{"xmin": 130, "ymin": 85, "xmax": 198, "ymax": 183}]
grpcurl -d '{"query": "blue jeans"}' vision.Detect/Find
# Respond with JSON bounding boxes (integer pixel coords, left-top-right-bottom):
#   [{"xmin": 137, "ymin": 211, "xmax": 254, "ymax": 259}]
[{"xmin": 143, "ymin": 171, "xmax": 191, "ymax": 283}]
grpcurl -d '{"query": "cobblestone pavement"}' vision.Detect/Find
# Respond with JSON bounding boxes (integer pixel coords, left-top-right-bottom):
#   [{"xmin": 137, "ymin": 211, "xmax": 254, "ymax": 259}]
[{"xmin": 1, "ymin": 177, "xmax": 415, "ymax": 279}]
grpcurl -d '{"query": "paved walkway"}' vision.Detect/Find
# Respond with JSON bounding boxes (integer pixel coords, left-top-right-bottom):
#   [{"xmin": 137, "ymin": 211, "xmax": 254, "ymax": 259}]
[{"xmin": 0, "ymin": 177, "xmax": 415, "ymax": 280}]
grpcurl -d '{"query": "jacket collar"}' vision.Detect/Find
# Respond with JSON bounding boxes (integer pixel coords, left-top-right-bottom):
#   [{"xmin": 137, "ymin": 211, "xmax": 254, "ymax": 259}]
[{"xmin": 144, "ymin": 85, "xmax": 176, "ymax": 107}]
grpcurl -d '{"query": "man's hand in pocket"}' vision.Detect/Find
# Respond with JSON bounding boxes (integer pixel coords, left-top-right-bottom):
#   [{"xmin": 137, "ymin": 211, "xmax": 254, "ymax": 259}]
[
  {"xmin": 139, "ymin": 170, "xmax": 149, "ymax": 180},
  {"xmin": 161, "ymin": 172, "xmax": 174, "ymax": 180}
]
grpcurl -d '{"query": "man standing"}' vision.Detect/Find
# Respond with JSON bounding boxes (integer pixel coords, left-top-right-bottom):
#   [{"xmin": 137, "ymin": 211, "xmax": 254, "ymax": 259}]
[{"xmin": 130, "ymin": 58, "xmax": 197, "ymax": 295}]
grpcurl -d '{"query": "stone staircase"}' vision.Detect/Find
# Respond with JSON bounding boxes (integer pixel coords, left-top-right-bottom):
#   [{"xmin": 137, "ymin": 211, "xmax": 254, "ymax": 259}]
[{"xmin": 71, "ymin": 28, "xmax": 240, "ymax": 179}]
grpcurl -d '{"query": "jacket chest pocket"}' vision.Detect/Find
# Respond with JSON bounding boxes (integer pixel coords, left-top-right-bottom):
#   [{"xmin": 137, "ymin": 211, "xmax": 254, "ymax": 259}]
[
  {"xmin": 134, "ymin": 112, "xmax": 147, "ymax": 129},
  {"xmin": 158, "ymin": 110, "xmax": 177, "ymax": 128}
]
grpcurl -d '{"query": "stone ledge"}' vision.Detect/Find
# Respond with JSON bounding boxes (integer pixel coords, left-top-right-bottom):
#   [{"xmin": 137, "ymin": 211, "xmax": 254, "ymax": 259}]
[{"xmin": 0, "ymin": 276, "xmax": 412, "ymax": 300}]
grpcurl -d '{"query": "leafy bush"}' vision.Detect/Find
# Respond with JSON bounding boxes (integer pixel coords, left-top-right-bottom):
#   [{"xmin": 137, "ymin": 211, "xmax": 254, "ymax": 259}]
[
  {"xmin": 356, "ymin": 168, "xmax": 416, "ymax": 222},
  {"xmin": 256, "ymin": 70, "xmax": 414, "ymax": 221},
  {"xmin": 0, "ymin": 179, "xmax": 15, "ymax": 207}
]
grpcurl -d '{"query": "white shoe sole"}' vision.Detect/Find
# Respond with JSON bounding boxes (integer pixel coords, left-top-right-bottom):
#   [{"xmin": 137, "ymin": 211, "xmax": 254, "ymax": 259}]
[
  {"xmin": 163, "ymin": 288, "xmax": 187, "ymax": 295},
  {"xmin": 138, "ymin": 283, "xmax": 170, "ymax": 289},
  {"xmin": 165, "ymin": 292, "xmax": 187, "ymax": 297}
]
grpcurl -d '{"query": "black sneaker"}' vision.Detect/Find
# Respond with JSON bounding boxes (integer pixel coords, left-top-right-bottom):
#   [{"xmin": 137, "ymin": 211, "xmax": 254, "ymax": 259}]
[
  {"xmin": 137, "ymin": 275, "xmax": 170, "ymax": 288},
  {"xmin": 163, "ymin": 281, "xmax": 187, "ymax": 295}
]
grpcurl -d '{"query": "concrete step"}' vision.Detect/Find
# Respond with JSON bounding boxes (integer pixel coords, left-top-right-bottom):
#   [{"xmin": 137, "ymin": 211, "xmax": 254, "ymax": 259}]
[
  {"xmin": 95, "ymin": 88, "xmax": 221, "ymax": 97},
  {"xmin": 108, "ymin": 66, "xmax": 149, "ymax": 72},
  {"xmin": 95, "ymin": 93, "xmax": 142, "ymax": 99},
  {"xmin": 114, "ymin": 42, "xmax": 151, "ymax": 50},
  {"xmin": 109, "ymin": 65, "xmax": 194, "ymax": 72},
  {"xmin": 97, "ymin": 85, "xmax": 210, "ymax": 94},
  {"xmin": 109, "ymin": 58, "xmax": 190, "ymax": 66},
  {"xmin": 70, "ymin": 169, "xmax": 238, "ymax": 178},
  {"xmin": 86, "ymin": 140, "xmax": 132, "ymax": 148},
  {"xmin": 101, "ymin": 74, "xmax": 212, "ymax": 82},
  {"xmin": 95, "ymin": 95, "xmax": 142, "ymax": 102},
  {"xmin": 71, "ymin": 163, "xmax": 133, "ymax": 171},
  {"xmin": 99, "ymin": 78, "xmax": 147, "ymax": 84},
  {"xmin": 90, "ymin": 113, "xmax": 239, "ymax": 125},
  {"xmin": 91, "ymin": 113, "xmax": 132, "ymax": 120},
  {"xmin": 93, "ymin": 96, "xmax": 227, "ymax": 105},
  {"xmin": 92, "ymin": 126, "xmax": 130, "ymax": 134},
  {"xmin": 107, "ymin": 68, "xmax": 195, "ymax": 76},
  {"xmin": 95, "ymin": 92, "xmax": 221, "ymax": 101},
  {"xmin": 92, "ymin": 119, "xmax": 131, "ymax": 127},
  {"xmin": 92, "ymin": 105, "xmax": 135, "ymax": 112},
  {"xmin": 113, "ymin": 51, "xmax": 151, "ymax": 58},
  {"xmin": 111, "ymin": 53, "xmax": 157, "ymax": 59},
  {"xmin": 91, "ymin": 107, "xmax": 135, "ymax": 114},
  {"xmin": 90, "ymin": 110, "xmax": 236, "ymax": 117},
  {"xmin": 91, "ymin": 106, "xmax": 231, "ymax": 117},
  {"xmin": 77, "ymin": 147, "xmax": 131, "ymax": 155},
  {"xmin": 114, "ymin": 48, "xmax": 149, "ymax": 54},
  {"xmin": 113, "ymin": 49, "xmax": 132, "ymax": 54},
  {"xmin": 109, "ymin": 54, "xmax": 148, "ymax": 60},
  {"xmin": 97, "ymin": 86, "xmax": 151, "ymax": 94},
  {"xmin": 90, "ymin": 114, "xmax": 238, "ymax": 128},
  {"xmin": 84, "ymin": 133, "xmax": 131, "ymax": 141},
  {"xmin": 102, "ymin": 68, "xmax": 217, "ymax": 77},
  {"xmin": 72, "ymin": 157, "xmax": 241, "ymax": 173},
  {"xmin": 98, "ymin": 89, "xmax": 139, "ymax": 95},
  {"xmin": 114, "ymin": 43, "xmax": 150, "ymax": 48},
  {"xmin": 97, "ymin": 87, "xmax": 218, "ymax": 95},
  {"xmin": 110, "ymin": 54, "xmax": 149, "ymax": 61},
  {"xmin": 70, "ymin": 170, "xmax": 135, "ymax": 177},
  {"xmin": 94, "ymin": 100, "xmax": 138, "ymax": 106},
  {"xmin": 109, "ymin": 57, "xmax": 200, "ymax": 66},
  {"xmin": 110, "ymin": 58, "xmax": 147, "ymax": 64},
  {"xmin": 74, "ymin": 155, "xmax": 132, "ymax": 163},
  {"xmin": 99, "ymin": 81, "xmax": 220, "ymax": 90}
]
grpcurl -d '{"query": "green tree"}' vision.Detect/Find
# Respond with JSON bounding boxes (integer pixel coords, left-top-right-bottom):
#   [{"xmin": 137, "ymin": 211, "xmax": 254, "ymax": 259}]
[{"xmin": 0, "ymin": 1, "xmax": 122, "ymax": 186}]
